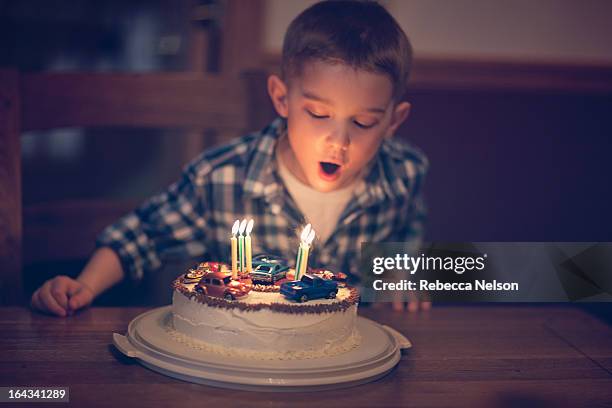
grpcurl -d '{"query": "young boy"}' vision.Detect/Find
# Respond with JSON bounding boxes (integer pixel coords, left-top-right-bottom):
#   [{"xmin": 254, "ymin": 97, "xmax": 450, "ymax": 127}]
[{"xmin": 31, "ymin": 0, "xmax": 430, "ymax": 316}]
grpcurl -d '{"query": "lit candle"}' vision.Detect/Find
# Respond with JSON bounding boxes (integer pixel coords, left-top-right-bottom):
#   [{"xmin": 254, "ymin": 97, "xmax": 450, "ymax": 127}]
[
  {"xmin": 231, "ymin": 220, "xmax": 239, "ymax": 279},
  {"xmin": 295, "ymin": 224, "xmax": 316, "ymax": 281},
  {"xmin": 300, "ymin": 228, "xmax": 316, "ymax": 278},
  {"xmin": 245, "ymin": 219, "xmax": 254, "ymax": 273},
  {"xmin": 238, "ymin": 219, "xmax": 247, "ymax": 274}
]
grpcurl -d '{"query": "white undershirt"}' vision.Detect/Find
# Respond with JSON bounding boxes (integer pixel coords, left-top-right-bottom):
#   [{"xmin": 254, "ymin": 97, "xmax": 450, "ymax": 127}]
[{"xmin": 276, "ymin": 149, "xmax": 359, "ymax": 244}]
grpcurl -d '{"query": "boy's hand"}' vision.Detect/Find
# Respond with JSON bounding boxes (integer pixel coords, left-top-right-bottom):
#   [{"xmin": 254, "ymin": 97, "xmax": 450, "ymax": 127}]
[{"xmin": 30, "ymin": 276, "xmax": 94, "ymax": 317}]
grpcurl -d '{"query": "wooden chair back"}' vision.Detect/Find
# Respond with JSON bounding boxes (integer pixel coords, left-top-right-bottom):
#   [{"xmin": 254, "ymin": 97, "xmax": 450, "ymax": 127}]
[{"xmin": 0, "ymin": 69, "xmax": 274, "ymax": 305}]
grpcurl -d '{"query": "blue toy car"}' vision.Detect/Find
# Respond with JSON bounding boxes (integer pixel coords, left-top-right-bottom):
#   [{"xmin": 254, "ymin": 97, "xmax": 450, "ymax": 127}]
[
  {"xmin": 280, "ymin": 274, "xmax": 339, "ymax": 303},
  {"xmin": 250, "ymin": 256, "xmax": 290, "ymax": 284}
]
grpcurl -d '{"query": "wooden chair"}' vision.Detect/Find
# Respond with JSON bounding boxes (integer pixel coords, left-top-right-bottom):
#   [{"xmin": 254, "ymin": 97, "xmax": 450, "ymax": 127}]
[{"xmin": 0, "ymin": 69, "xmax": 274, "ymax": 305}]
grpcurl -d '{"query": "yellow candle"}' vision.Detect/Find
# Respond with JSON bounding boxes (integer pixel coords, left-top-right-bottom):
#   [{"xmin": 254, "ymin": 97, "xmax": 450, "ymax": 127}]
[
  {"xmin": 231, "ymin": 236, "xmax": 238, "ymax": 279},
  {"xmin": 231, "ymin": 220, "xmax": 239, "ymax": 279},
  {"xmin": 245, "ymin": 236, "xmax": 252, "ymax": 273}
]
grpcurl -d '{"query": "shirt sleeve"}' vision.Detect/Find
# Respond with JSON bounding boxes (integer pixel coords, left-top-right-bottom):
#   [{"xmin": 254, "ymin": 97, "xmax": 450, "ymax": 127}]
[
  {"xmin": 397, "ymin": 192, "xmax": 427, "ymax": 249},
  {"xmin": 96, "ymin": 164, "xmax": 209, "ymax": 283},
  {"xmin": 393, "ymin": 139, "xmax": 429, "ymax": 251}
]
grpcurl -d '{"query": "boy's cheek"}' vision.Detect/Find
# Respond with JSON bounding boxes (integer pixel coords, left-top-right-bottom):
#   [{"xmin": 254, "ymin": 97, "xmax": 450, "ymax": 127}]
[
  {"xmin": 288, "ymin": 123, "xmax": 322, "ymax": 153},
  {"xmin": 351, "ymin": 135, "xmax": 384, "ymax": 160}
]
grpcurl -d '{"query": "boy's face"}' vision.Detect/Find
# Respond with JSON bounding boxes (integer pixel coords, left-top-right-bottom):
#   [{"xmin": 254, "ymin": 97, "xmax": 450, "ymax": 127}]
[{"xmin": 269, "ymin": 61, "xmax": 410, "ymax": 192}]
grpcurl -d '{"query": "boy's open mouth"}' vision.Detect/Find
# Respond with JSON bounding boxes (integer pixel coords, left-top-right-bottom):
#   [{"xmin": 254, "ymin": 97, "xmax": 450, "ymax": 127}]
[{"xmin": 319, "ymin": 161, "xmax": 341, "ymax": 181}]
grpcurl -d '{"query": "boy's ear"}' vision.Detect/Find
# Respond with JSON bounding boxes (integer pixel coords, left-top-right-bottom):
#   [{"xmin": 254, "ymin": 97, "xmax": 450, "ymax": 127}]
[
  {"xmin": 385, "ymin": 101, "xmax": 411, "ymax": 139},
  {"xmin": 267, "ymin": 75, "xmax": 289, "ymax": 118}
]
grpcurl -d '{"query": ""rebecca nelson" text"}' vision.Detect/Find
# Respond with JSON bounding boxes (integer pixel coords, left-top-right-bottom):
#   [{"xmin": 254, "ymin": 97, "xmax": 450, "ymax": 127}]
[{"xmin": 373, "ymin": 279, "xmax": 519, "ymax": 291}]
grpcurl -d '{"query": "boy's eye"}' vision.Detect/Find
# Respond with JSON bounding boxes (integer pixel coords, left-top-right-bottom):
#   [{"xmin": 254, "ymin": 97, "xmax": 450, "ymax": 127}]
[
  {"xmin": 353, "ymin": 120, "xmax": 377, "ymax": 129},
  {"xmin": 306, "ymin": 109, "xmax": 329, "ymax": 119}
]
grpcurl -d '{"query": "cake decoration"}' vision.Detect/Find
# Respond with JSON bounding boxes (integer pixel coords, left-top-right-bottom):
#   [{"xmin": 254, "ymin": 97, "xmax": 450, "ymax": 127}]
[
  {"xmin": 194, "ymin": 271, "xmax": 252, "ymax": 301},
  {"xmin": 230, "ymin": 220, "xmax": 239, "ymax": 279},
  {"xmin": 182, "ymin": 268, "xmax": 205, "ymax": 284},
  {"xmin": 250, "ymin": 254, "xmax": 290, "ymax": 284},
  {"xmin": 280, "ymin": 274, "xmax": 338, "ymax": 303},
  {"xmin": 295, "ymin": 223, "xmax": 316, "ymax": 281}
]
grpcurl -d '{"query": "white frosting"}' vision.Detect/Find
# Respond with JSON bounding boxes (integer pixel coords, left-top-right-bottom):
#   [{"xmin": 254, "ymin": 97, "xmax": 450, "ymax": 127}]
[
  {"xmin": 171, "ymin": 288, "xmax": 358, "ymax": 358},
  {"xmin": 166, "ymin": 323, "xmax": 361, "ymax": 361}
]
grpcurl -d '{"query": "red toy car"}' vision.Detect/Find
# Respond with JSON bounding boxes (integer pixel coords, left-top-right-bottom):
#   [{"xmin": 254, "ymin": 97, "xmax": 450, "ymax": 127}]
[{"xmin": 195, "ymin": 272, "xmax": 251, "ymax": 301}]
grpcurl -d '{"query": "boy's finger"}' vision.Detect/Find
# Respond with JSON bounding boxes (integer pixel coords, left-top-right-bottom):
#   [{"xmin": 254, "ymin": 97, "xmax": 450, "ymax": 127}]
[
  {"xmin": 421, "ymin": 301, "xmax": 432, "ymax": 311},
  {"xmin": 39, "ymin": 289, "xmax": 67, "ymax": 317},
  {"xmin": 392, "ymin": 301, "xmax": 405, "ymax": 311},
  {"xmin": 408, "ymin": 300, "xmax": 419, "ymax": 312},
  {"xmin": 65, "ymin": 279, "xmax": 84, "ymax": 296},
  {"xmin": 50, "ymin": 280, "xmax": 70, "ymax": 310},
  {"xmin": 68, "ymin": 289, "xmax": 92, "ymax": 311}
]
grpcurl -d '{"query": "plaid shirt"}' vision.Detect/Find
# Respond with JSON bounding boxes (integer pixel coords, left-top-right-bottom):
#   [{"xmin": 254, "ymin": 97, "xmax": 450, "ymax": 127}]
[{"xmin": 97, "ymin": 117, "xmax": 428, "ymax": 283}]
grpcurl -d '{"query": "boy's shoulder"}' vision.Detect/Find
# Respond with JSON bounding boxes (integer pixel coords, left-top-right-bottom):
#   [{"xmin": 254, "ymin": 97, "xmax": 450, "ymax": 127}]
[
  {"xmin": 379, "ymin": 137, "xmax": 429, "ymax": 182},
  {"xmin": 361, "ymin": 137, "xmax": 429, "ymax": 204},
  {"xmin": 182, "ymin": 119, "xmax": 282, "ymax": 187}
]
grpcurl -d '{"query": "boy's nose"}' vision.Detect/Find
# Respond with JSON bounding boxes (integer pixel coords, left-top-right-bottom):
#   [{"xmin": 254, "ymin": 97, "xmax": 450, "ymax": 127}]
[{"xmin": 326, "ymin": 127, "xmax": 350, "ymax": 151}]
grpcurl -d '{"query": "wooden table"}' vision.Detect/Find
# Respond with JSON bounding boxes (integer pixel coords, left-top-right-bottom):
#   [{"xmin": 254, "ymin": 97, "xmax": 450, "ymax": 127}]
[{"xmin": 1, "ymin": 306, "xmax": 611, "ymax": 407}]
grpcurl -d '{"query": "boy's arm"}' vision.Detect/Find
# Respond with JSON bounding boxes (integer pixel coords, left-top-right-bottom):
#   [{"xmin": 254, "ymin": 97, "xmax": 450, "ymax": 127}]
[
  {"xmin": 32, "ymin": 162, "xmax": 209, "ymax": 316},
  {"xmin": 77, "ymin": 246, "xmax": 125, "ymax": 299},
  {"xmin": 95, "ymin": 162, "xmax": 209, "ymax": 284}
]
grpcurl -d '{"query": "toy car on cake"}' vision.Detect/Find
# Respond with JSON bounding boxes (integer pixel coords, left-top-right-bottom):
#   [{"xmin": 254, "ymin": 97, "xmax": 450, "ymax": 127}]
[
  {"xmin": 196, "ymin": 261, "xmax": 224, "ymax": 273},
  {"xmin": 309, "ymin": 268, "xmax": 348, "ymax": 287},
  {"xmin": 183, "ymin": 268, "xmax": 205, "ymax": 284},
  {"xmin": 252, "ymin": 254, "xmax": 287, "ymax": 265},
  {"xmin": 195, "ymin": 271, "xmax": 251, "ymax": 300},
  {"xmin": 250, "ymin": 255, "xmax": 290, "ymax": 284},
  {"xmin": 280, "ymin": 274, "xmax": 339, "ymax": 303}
]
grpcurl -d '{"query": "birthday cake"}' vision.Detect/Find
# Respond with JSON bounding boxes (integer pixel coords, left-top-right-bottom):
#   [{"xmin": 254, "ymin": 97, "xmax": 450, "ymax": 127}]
[{"xmin": 170, "ymin": 221, "xmax": 360, "ymax": 360}]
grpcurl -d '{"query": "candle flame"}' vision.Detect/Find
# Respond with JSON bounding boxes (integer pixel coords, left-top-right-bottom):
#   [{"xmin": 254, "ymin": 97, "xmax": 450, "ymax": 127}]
[
  {"xmin": 246, "ymin": 219, "xmax": 254, "ymax": 235},
  {"xmin": 231, "ymin": 220, "xmax": 240, "ymax": 235},
  {"xmin": 239, "ymin": 218, "xmax": 247, "ymax": 235},
  {"xmin": 306, "ymin": 229, "xmax": 315, "ymax": 245},
  {"xmin": 300, "ymin": 223, "xmax": 312, "ymax": 242}
]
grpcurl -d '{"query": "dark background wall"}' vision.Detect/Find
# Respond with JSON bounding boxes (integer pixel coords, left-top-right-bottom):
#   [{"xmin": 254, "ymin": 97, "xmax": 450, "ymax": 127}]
[{"xmin": 402, "ymin": 89, "xmax": 612, "ymax": 242}]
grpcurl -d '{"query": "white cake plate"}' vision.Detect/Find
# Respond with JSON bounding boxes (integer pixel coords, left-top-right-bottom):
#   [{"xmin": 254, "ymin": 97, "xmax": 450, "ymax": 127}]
[{"xmin": 113, "ymin": 306, "xmax": 411, "ymax": 392}]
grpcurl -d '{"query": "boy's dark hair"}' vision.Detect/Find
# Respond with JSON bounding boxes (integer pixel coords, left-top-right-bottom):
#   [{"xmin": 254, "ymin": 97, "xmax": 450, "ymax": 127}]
[{"xmin": 281, "ymin": 0, "xmax": 412, "ymax": 101}]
